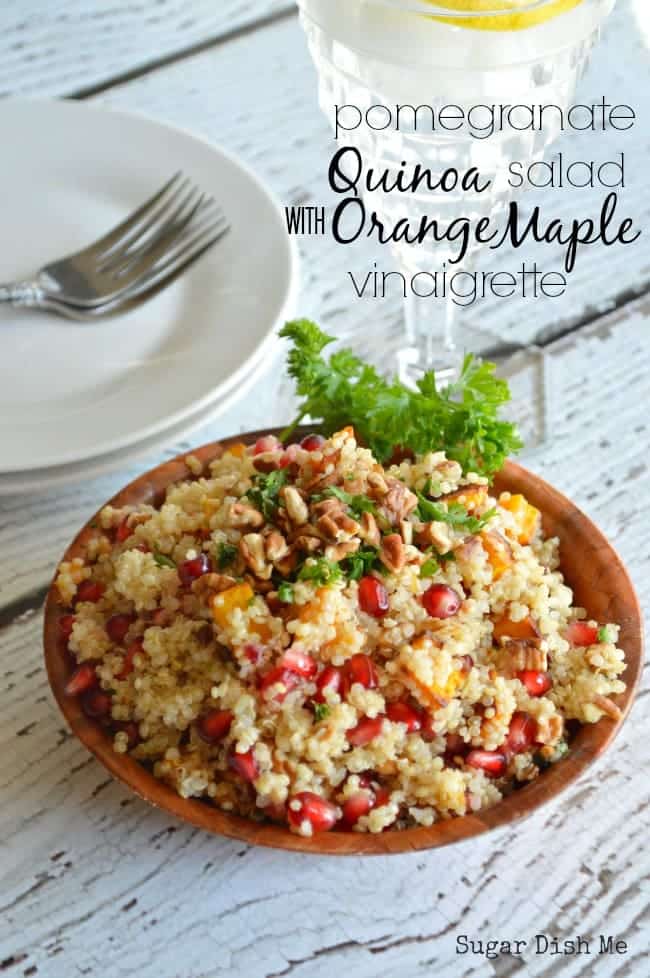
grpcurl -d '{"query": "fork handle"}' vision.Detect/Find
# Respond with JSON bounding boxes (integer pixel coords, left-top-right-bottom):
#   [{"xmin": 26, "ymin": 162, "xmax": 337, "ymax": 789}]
[{"xmin": 0, "ymin": 280, "xmax": 45, "ymax": 308}]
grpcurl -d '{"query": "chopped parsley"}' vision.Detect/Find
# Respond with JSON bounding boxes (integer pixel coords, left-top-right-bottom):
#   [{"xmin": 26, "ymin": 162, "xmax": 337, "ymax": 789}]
[
  {"xmin": 420, "ymin": 550, "xmax": 455, "ymax": 578},
  {"xmin": 415, "ymin": 493, "xmax": 495, "ymax": 534},
  {"xmin": 216, "ymin": 541, "xmax": 238, "ymax": 569},
  {"xmin": 297, "ymin": 557, "xmax": 342, "ymax": 587},
  {"xmin": 341, "ymin": 547, "xmax": 381, "ymax": 581},
  {"xmin": 277, "ymin": 581, "xmax": 294, "ymax": 604},
  {"xmin": 313, "ymin": 703, "xmax": 331, "ymax": 722},
  {"xmin": 597, "ymin": 626, "xmax": 614, "ymax": 643},
  {"xmin": 279, "ymin": 319, "xmax": 522, "ymax": 476},
  {"xmin": 153, "ymin": 551, "xmax": 176, "ymax": 569},
  {"xmin": 316, "ymin": 485, "xmax": 376, "ymax": 518},
  {"xmin": 244, "ymin": 469, "xmax": 288, "ymax": 521}
]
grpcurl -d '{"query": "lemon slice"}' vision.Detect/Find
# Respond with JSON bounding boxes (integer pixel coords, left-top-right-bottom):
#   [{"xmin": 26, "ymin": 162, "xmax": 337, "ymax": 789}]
[{"xmin": 424, "ymin": 0, "xmax": 584, "ymax": 30}]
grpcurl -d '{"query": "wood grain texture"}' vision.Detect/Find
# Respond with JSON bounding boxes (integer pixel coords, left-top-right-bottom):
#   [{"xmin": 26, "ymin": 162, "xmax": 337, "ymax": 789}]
[
  {"xmin": 42, "ymin": 437, "xmax": 643, "ymax": 856},
  {"xmin": 0, "ymin": 1, "xmax": 293, "ymax": 98}
]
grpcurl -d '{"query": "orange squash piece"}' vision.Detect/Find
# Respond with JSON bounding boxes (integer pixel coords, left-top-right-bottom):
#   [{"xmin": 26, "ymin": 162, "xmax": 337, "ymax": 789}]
[
  {"xmin": 499, "ymin": 493, "xmax": 541, "ymax": 545},
  {"xmin": 442, "ymin": 485, "xmax": 489, "ymax": 514},
  {"xmin": 481, "ymin": 531, "xmax": 513, "ymax": 580},
  {"xmin": 211, "ymin": 582, "xmax": 254, "ymax": 627},
  {"xmin": 492, "ymin": 615, "xmax": 540, "ymax": 642},
  {"xmin": 225, "ymin": 442, "xmax": 247, "ymax": 459}
]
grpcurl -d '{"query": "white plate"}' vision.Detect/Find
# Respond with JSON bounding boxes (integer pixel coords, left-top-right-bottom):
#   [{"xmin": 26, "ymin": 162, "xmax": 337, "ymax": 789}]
[
  {"xmin": 0, "ymin": 342, "xmax": 271, "ymax": 496},
  {"xmin": 0, "ymin": 99, "xmax": 297, "ymax": 473}
]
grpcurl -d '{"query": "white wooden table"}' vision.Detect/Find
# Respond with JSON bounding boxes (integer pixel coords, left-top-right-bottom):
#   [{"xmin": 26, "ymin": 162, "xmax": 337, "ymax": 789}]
[{"xmin": 1, "ymin": 3, "xmax": 649, "ymax": 977}]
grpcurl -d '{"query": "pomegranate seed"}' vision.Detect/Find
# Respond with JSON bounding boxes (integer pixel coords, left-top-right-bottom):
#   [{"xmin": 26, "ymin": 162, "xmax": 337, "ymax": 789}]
[
  {"xmin": 135, "ymin": 543, "xmax": 150, "ymax": 553},
  {"xmin": 244, "ymin": 643, "xmax": 264, "ymax": 665},
  {"xmin": 76, "ymin": 579, "xmax": 104, "ymax": 604},
  {"xmin": 420, "ymin": 713, "xmax": 437, "ymax": 742},
  {"xmin": 287, "ymin": 792, "xmax": 338, "ymax": 833},
  {"xmin": 253, "ymin": 435, "xmax": 282, "ymax": 455},
  {"xmin": 106, "ymin": 614, "xmax": 134, "ymax": 644},
  {"xmin": 228, "ymin": 748, "xmax": 258, "ymax": 782},
  {"xmin": 280, "ymin": 443, "xmax": 301, "ymax": 469},
  {"xmin": 466, "ymin": 749, "xmax": 506, "ymax": 777},
  {"xmin": 566, "ymin": 621, "xmax": 599, "ymax": 647},
  {"xmin": 300, "ymin": 433, "xmax": 325, "ymax": 452},
  {"xmin": 259, "ymin": 666, "xmax": 300, "ymax": 702},
  {"xmin": 279, "ymin": 648, "xmax": 318, "ymax": 679},
  {"xmin": 197, "ymin": 709, "xmax": 233, "ymax": 743},
  {"xmin": 178, "ymin": 553, "xmax": 211, "ymax": 588},
  {"xmin": 314, "ymin": 665, "xmax": 343, "ymax": 704},
  {"xmin": 445, "ymin": 733, "xmax": 468, "ymax": 757},
  {"xmin": 517, "ymin": 670, "xmax": 553, "ymax": 697},
  {"xmin": 347, "ymin": 715, "xmax": 384, "ymax": 746},
  {"xmin": 422, "ymin": 584, "xmax": 461, "ymax": 619},
  {"xmin": 504, "ymin": 712, "xmax": 538, "ymax": 755},
  {"xmin": 115, "ymin": 518, "xmax": 133, "ymax": 543},
  {"xmin": 117, "ymin": 640, "xmax": 144, "ymax": 680},
  {"xmin": 64, "ymin": 663, "xmax": 97, "ymax": 696},
  {"xmin": 81, "ymin": 688, "xmax": 112, "ymax": 719},
  {"xmin": 358, "ymin": 576, "xmax": 389, "ymax": 618},
  {"xmin": 340, "ymin": 790, "xmax": 374, "ymax": 828},
  {"xmin": 386, "ymin": 701, "xmax": 422, "ymax": 732},
  {"xmin": 343, "ymin": 653, "xmax": 378, "ymax": 691},
  {"xmin": 59, "ymin": 614, "xmax": 76, "ymax": 641}
]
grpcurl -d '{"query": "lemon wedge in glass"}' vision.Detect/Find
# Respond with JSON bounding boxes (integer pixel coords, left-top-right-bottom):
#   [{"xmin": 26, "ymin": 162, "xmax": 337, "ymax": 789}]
[{"xmin": 425, "ymin": 0, "xmax": 584, "ymax": 30}]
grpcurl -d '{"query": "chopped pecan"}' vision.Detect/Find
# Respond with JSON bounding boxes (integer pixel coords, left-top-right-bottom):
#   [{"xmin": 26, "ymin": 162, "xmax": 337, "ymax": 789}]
[
  {"xmin": 303, "ymin": 470, "xmax": 338, "ymax": 493},
  {"xmin": 265, "ymin": 530, "xmax": 289, "ymax": 563},
  {"xmin": 291, "ymin": 534, "xmax": 323, "ymax": 555},
  {"xmin": 274, "ymin": 551, "xmax": 299, "ymax": 577},
  {"xmin": 400, "ymin": 519, "xmax": 413, "ymax": 546},
  {"xmin": 535, "ymin": 713, "xmax": 564, "ymax": 745},
  {"xmin": 367, "ymin": 471, "xmax": 388, "ymax": 497},
  {"xmin": 316, "ymin": 509, "xmax": 359, "ymax": 542},
  {"xmin": 311, "ymin": 498, "xmax": 341, "ymax": 518},
  {"xmin": 228, "ymin": 501, "xmax": 264, "ymax": 529},
  {"xmin": 592, "ymin": 694, "xmax": 622, "ymax": 721},
  {"xmin": 239, "ymin": 533, "xmax": 272, "ymax": 579},
  {"xmin": 191, "ymin": 573, "xmax": 237, "ymax": 597},
  {"xmin": 243, "ymin": 573, "xmax": 274, "ymax": 594},
  {"xmin": 416, "ymin": 520, "xmax": 454, "ymax": 554},
  {"xmin": 358, "ymin": 511, "xmax": 381, "ymax": 549},
  {"xmin": 252, "ymin": 455, "xmax": 280, "ymax": 474},
  {"xmin": 280, "ymin": 486, "xmax": 309, "ymax": 526},
  {"xmin": 501, "ymin": 640, "xmax": 547, "ymax": 673},
  {"xmin": 379, "ymin": 533, "xmax": 406, "ymax": 574},
  {"xmin": 325, "ymin": 539, "xmax": 360, "ymax": 562},
  {"xmin": 381, "ymin": 479, "xmax": 418, "ymax": 526}
]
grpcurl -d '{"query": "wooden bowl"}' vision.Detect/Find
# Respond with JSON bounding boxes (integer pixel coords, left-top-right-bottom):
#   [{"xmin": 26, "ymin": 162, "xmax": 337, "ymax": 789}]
[{"xmin": 43, "ymin": 429, "xmax": 644, "ymax": 855}]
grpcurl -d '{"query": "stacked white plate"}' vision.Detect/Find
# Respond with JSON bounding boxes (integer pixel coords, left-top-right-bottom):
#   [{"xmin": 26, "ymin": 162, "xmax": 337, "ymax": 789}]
[{"xmin": 0, "ymin": 100, "xmax": 298, "ymax": 495}]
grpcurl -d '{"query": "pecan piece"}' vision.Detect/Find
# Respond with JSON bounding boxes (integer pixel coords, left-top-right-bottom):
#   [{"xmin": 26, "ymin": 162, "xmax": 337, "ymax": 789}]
[
  {"xmin": 381, "ymin": 479, "xmax": 418, "ymax": 526},
  {"xmin": 280, "ymin": 486, "xmax": 309, "ymax": 526},
  {"xmin": 416, "ymin": 521, "xmax": 454, "ymax": 554},
  {"xmin": 379, "ymin": 533, "xmax": 406, "ymax": 574},
  {"xmin": 192, "ymin": 573, "xmax": 237, "ymax": 597},
  {"xmin": 325, "ymin": 539, "xmax": 360, "ymax": 562},
  {"xmin": 501, "ymin": 640, "xmax": 547, "ymax": 673},
  {"xmin": 239, "ymin": 533, "xmax": 272, "ymax": 580},
  {"xmin": 265, "ymin": 530, "xmax": 289, "ymax": 563},
  {"xmin": 535, "ymin": 713, "xmax": 564, "ymax": 745},
  {"xmin": 228, "ymin": 501, "xmax": 264, "ymax": 529},
  {"xmin": 316, "ymin": 510, "xmax": 359, "ymax": 542},
  {"xmin": 592, "ymin": 694, "xmax": 622, "ymax": 721},
  {"xmin": 367, "ymin": 471, "xmax": 388, "ymax": 497},
  {"xmin": 358, "ymin": 511, "xmax": 380, "ymax": 549}
]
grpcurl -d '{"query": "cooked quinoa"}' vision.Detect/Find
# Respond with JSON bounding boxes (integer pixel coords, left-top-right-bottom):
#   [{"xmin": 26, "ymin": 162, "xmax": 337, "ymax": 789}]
[{"xmin": 55, "ymin": 427, "xmax": 627, "ymax": 835}]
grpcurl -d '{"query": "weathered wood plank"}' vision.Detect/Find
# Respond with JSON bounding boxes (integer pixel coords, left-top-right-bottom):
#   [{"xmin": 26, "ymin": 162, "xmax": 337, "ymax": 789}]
[
  {"xmin": 1, "ymin": 300, "xmax": 648, "ymax": 978},
  {"xmin": 0, "ymin": 0, "xmax": 292, "ymax": 98}
]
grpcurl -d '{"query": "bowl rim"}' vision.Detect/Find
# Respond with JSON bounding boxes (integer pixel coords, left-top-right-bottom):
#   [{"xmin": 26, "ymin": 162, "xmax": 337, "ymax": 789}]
[{"xmin": 43, "ymin": 428, "xmax": 645, "ymax": 856}]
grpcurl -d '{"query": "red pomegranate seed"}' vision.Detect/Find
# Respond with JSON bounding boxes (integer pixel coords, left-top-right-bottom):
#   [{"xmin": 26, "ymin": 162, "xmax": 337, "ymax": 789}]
[
  {"xmin": 115, "ymin": 518, "xmax": 133, "ymax": 543},
  {"xmin": 287, "ymin": 792, "xmax": 339, "ymax": 833},
  {"xmin": 420, "ymin": 712, "xmax": 437, "ymax": 742},
  {"xmin": 422, "ymin": 584, "xmax": 462, "ymax": 619},
  {"xmin": 314, "ymin": 665, "xmax": 343, "ymax": 703},
  {"xmin": 566, "ymin": 621, "xmax": 599, "ymax": 647},
  {"xmin": 197, "ymin": 709, "xmax": 233, "ymax": 743},
  {"xmin": 253, "ymin": 435, "xmax": 282, "ymax": 455},
  {"xmin": 117, "ymin": 640, "xmax": 144, "ymax": 680},
  {"xmin": 358, "ymin": 576, "xmax": 389, "ymax": 618},
  {"xmin": 259, "ymin": 666, "xmax": 300, "ymax": 702},
  {"xmin": 517, "ymin": 670, "xmax": 553, "ymax": 697},
  {"xmin": 106, "ymin": 613, "xmax": 134, "ymax": 644},
  {"xmin": 445, "ymin": 732, "xmax": 469, "ymax": 757},
  {"xmin": 347, "ymin": 715, "xmax": 384, "ymax": 746},
  {"xmin": 279, "ymin": 648, "xmax": 318, "ymax": 679},
  {"xmin": 76, "ymin": 579, "xmax": 104, "ymax": 604},
  {"xmin": 178, "ymin": 553, "xmax": 211, "ymax": 588},
  {"xmin": 504, "ymin": 712, "xmax": 538, "ymax": 755},
  {"xmin": 228, "ymin": 748, "xmax": 258, "ymax": 782},
  {"xmin": 244, "ymin": 643, "xmax": 264, "ymax": 665},
  {"xmin": 340, "ymin": 790, "xmax": 374, "ymax": 828},
  {"xmin": 81, "ymin": 688, "xmax": 112, "ymax": 719},
  {"xmin": 300, "ymin": 433, "xmax": 325, "ymax": 452},
  {"xmin": 64, "ymin": 663, "xmax": 97, "ymax": 696},
  {"xmin": 343, "ymin": 653, "xmax": 378, "ymax": 691},
  {"xmin": 466, "ymin": 749, "xmax": 506, "ymax": 777},
  {"xmin": 386, "ymin": 701, "xmax": 422, "ymax": 732},
  {"xmin": 59, "ymin": 614, "xmax": 76, "ymax": 641},
  {"xmin": 280, "ymin": 443, "xmax": 301, "ymax": 469}
]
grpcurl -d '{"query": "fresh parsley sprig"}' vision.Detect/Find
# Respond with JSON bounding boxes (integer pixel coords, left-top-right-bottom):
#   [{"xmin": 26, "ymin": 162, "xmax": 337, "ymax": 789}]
[
  {"xmin": 279, "ymin": 319, "xmax": 522, "ymax": 477},
  {"xmin": 415, "ymin": 493, "xmax": 496, "ymax": 534},
  {"xmin": 244, "ymin": 469, "xmax": 288, "ymax": 521},
  {"xmin": 314, "ymin": 485, "xmax": 376, "ymax": 519}
]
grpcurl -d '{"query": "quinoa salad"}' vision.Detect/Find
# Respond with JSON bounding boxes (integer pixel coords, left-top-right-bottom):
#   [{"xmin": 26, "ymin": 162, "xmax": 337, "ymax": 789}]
[{"xmin": 55, "ymin": 427, "xmax": 627, "ymax": 836}]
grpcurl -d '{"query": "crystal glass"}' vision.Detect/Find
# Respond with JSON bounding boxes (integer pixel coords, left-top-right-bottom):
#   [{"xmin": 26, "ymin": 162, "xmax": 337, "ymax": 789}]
[{"xmin": 297, "ymin": 0, "xmax": 617, "ymax": 391}]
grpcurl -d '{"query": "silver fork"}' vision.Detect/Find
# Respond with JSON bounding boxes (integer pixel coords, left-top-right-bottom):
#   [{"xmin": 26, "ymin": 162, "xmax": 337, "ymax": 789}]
[{"xmin": 0, "ymin": 173, "xmax": 229, "ymax": 320}]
